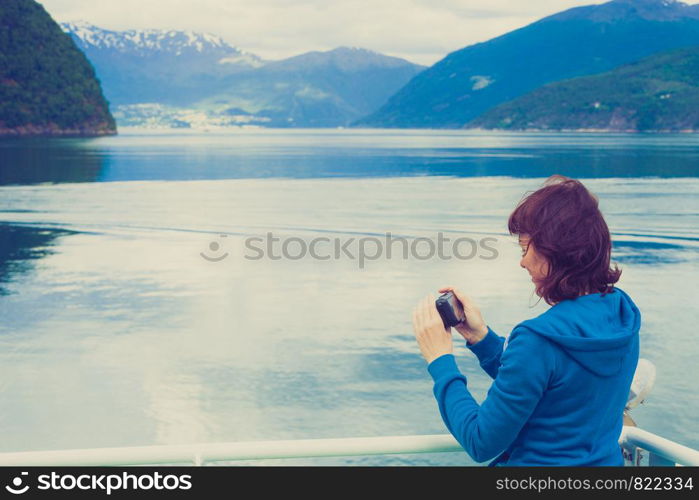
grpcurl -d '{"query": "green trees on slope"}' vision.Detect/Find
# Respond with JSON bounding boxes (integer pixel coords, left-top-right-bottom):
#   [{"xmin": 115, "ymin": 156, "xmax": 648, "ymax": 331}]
[{"xmin": 0, "ymin": 0, "xmax": 116, "ymax": 135}]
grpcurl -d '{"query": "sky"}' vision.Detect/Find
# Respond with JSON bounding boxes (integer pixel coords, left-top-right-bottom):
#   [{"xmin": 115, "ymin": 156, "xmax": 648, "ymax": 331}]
[{"xmin": 38, "ymin": 0, "xmax": 699, "ymax": 66}]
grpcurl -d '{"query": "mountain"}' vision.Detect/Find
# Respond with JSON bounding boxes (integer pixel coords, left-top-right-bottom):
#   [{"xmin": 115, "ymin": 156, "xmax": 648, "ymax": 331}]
[
  {"xmin": 469, "ymin": 46, "xmax": 699, "ymax": 132},
  {"xmin": 0, "ymin": 2, "xmax": 115, "ymax": 136},
  {"xmin": 61, "ymin": 21, "xmax": 264, "ymax": 106},
  {"xmin": 197, "ymin": 47, "xmax": 426, "ymax": 127},
  {"xmin": 61, "ymin": 22, "xmax": 425, "ymax": 128},
  {"xmin": 354, "ymin": 0, "xmax": 699, "ymax": 129}
]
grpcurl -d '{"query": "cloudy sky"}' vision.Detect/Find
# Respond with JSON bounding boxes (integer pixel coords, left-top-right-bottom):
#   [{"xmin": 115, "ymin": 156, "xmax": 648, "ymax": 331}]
[{"xmin": 39, "ymin": 0, "xmax": 698, "ymax": 65}]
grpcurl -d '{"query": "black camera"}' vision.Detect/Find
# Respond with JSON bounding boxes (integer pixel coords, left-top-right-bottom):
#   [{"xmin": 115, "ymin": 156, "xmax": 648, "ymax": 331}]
[{"xmin": 435, "ymin": 292, "xmax": 466, "ymax": 329}]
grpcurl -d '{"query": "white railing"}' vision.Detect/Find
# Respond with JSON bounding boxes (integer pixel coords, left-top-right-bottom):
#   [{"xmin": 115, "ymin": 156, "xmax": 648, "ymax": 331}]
[
  {"xmin": 0, "ymin": 427, "xmax": 696, "ymax": 466},
  {"xmin": 0, "ymin": 434, "xmax": 462, "ymax": 466},
  {"xmin": 619, "ymin": 426, "xmax": 699, "ymax": 466}
]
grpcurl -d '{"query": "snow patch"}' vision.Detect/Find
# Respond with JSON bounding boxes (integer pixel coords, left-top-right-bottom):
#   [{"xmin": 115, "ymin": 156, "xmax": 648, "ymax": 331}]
[
  {"xmin": 470, "ymin": 75, "xmax": 494, "ymax": 90},
  {"xmin": 61, "ymin": 21, "xmax": 246, "ymax": 57},
  {"xmin": 218, "ymin": 54, "xmax": 264, "ymax": 67}
]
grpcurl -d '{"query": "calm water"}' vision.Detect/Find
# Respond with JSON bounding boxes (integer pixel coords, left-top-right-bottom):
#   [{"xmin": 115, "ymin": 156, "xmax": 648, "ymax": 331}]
[{"xmin": 0, "ymin": 129, "xmax": 698, "ymax": 465}]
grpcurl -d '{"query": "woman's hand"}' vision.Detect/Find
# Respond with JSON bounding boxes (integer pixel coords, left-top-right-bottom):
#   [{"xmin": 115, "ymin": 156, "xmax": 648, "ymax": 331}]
[
  {"xmin": 438, "ymin": 286, "xmax": 489, "ymax": 345},
  {"xmin": 412, "ymin": 294, "xmax": 454, "ymax": 364}
]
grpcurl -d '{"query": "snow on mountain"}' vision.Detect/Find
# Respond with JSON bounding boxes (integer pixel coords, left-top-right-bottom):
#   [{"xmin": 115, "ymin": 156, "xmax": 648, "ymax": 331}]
[
  {"xmin": 58, "ymin": 21, "xmax": 424, "ymax": 127},
  {"xmin": 61, "ymin": 21, "xmax": 264, "ymax": 66}
]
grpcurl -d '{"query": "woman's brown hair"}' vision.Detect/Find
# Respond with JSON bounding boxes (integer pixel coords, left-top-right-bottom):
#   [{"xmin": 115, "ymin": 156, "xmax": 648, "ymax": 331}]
[{"xmin": 508, "ymin": 175, "xmax": 622, "ymax": 306}]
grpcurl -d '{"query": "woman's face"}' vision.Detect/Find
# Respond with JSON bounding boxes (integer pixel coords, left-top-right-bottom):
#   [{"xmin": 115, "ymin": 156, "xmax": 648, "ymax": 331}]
[{"xmin": 519, "ymin": 235, "xmax": 549, "ymax": 284}]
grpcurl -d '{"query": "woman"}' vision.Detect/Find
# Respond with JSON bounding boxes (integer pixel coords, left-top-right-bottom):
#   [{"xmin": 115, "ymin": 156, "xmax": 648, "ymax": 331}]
[{"xmin": 412, "ymin": 175, "xmax": 640, "ymax": 466}]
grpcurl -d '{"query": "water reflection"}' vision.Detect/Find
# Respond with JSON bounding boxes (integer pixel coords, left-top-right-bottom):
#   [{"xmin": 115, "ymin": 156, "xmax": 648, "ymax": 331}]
[
  {"xmin": 60, "ymin": 145, "xmax": 699, "ymax": 181},
  {"xmin": 0, "ymin": 223, "xmax": 77, "ymax": 295},
  {"xmin": 0, "ymin": 138, "xmax": 105, "ymax": 185},
  {"xmin": 2, "ymin": 131, "xmax": 699, "ymax": 186},
  {"xmin": 612, "ymin": 240, "xmax": 698, "ymax": 265}
]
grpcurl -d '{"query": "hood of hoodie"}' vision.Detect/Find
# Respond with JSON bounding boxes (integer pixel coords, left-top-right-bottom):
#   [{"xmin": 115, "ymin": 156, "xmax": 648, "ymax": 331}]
[{"xmin": 514, "ymin": 287, "xmax": 641, "ymax": 377}]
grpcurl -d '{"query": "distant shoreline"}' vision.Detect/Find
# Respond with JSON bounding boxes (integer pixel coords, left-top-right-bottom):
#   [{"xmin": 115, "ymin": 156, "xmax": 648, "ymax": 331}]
[
  {"xmin": 463, "ymin": 127, "xmax": 699, "ymax": 134},
  {"xmin": 0, "ymin": 125, "xmax": 117, "ymax": 137},
  {"xmin": 4, "ymin": 125, "xmax": 697, "ymax": 136}
]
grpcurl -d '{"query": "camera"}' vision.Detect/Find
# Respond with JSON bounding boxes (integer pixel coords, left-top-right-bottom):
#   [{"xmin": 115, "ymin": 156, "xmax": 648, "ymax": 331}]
[{"xmin": 435, "ymin": 292, "xmax": 466, "ymax": 329}]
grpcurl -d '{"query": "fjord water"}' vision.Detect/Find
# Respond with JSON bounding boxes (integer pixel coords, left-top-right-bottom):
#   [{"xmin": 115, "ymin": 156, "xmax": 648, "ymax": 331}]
[{"xmin": 0, "ymin": 129, "xmax": 697, "ymax": 465}]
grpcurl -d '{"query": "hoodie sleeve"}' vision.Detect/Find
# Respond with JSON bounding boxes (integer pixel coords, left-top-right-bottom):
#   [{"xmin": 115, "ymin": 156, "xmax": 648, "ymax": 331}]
[
  {"xmin": 427, "ymin": 328, "xmax": 556, "ymax": 463},
  {"xmin": 466, "ymin": 326, "xmax": 505, "ymax": 379}
]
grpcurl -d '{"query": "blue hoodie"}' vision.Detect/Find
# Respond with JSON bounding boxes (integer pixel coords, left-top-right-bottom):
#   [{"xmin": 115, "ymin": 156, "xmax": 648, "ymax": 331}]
[{"xmin": 427, "ymin": 287, "xmax": 641, "ymax": 466}]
